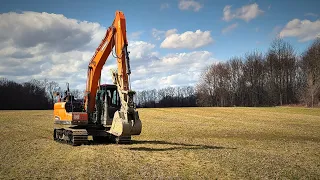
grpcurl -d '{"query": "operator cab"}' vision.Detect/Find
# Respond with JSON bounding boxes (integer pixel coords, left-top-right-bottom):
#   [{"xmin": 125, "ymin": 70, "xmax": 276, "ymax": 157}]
[{"xmin": 98, "ymin": 84, "xmax": 120, "ymax": 119}]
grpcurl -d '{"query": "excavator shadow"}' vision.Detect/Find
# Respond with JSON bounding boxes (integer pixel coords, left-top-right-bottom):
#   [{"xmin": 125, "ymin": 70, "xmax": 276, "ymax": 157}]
[{"xmin": 127, "ymin": 140, "xmax": 236, "ymax": 151}]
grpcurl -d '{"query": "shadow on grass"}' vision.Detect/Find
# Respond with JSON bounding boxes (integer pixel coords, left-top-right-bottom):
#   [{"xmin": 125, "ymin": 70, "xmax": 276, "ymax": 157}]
[{"xmin": 127, "ymin": 140, "xmax": 236, "ymax": 151}]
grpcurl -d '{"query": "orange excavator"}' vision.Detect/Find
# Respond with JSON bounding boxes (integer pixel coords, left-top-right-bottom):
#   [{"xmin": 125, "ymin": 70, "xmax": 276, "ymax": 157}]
[{"xmin": 53, "ymin": 11, "xmax": 142, "ymax": 145}]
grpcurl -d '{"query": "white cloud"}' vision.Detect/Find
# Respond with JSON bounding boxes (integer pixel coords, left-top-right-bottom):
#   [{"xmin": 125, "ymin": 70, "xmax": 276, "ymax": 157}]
[
  {"xmin": 151, "ymin": 28, "xmax": 165, "ymax": 40},
  {"xmin": 160, "ymin": 29, "xmax": 213, "ymax": 49},
  {"xmin": 0, "ymin": 11, "xmax": 103, "ymax": 52},
  {"xmin": 0, "ymin": 11, "xmax": 106, "ymax": 89},
  {"xmin": 0, "ymin": 11, "xmax": 219, "ymax": 91},
  {"xmin": 131, "ymin": 51, "xmax": 218, "ymax": 90},
  {"xmin": 160, "ymin": 3, "xmax": 170, "ymax": 10},
  {"xmin": 128, "ymin": 31, "xmax": 144, "ymax": 40},
  {"xmin": 222, "ymin": 23, "xmax": 239, "ymax": 34},
  {"xmin": 165, "ymin": 29, "xmax": 178, "ymax": 37},
  {"xmin": 151, "ymin": 28, "xmax": 177, "ymax": 40},
  {"xmin": 279, "ymin": 19, "xmax": 320, "ymax": 42},
  {"xmin": 223, "ymin": 5, "xmax": 233, "ymax": 22},
  {"xmin": 128, "ymin": 41, "xmax": 157, "ymax": 60},
  {"xmin": 0, "ymin": 11, "xmax": 124, "ymax": 89},
  {"xmin": 178, "ymin": 0, "xmax": 203, "ymax": 12},
  {"xmin": 304, "ymin": 13, "xmax": 318, "ymax": 17},
  {"xmin": 223, "ymin": 3, "xmax": 263, "ymax": 22}
]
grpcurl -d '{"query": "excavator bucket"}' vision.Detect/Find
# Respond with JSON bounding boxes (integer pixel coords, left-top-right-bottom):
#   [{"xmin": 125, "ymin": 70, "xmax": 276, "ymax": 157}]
[
  {"xmin": 108, "ymin": 110, "xmax": 142, "ymax": 137},
  {"xmin": 108, "ymin": 111, "xmax": 131, "ymax": 136},
  {"xmin": 130, "ymin": 111, "xmax": 142, "ymax": 135}
]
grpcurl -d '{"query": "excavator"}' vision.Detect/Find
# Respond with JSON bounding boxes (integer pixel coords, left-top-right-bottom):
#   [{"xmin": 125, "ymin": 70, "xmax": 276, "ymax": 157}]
[{"xmin": 53, "ymin": 11, "xmax": 142, "ymax": 145}]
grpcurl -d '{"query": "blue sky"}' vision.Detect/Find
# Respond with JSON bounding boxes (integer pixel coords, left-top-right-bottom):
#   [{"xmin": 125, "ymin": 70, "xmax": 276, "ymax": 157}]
[
  {"xmin": 1, "ymin": 0, "xmax": 319, "ymax": 59},
  {"xmin": 0, "ymin": 0, "xmax": 319, "ymax": 90}
]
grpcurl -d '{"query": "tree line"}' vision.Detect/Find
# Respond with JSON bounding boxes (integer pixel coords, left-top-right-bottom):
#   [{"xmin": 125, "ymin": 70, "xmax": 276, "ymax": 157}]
[
  {"xmin": 0, "ymin": 78, "xmax": 82, "ymax": 110},
  {"xmin": 0, "ymin": 79, "xmax": 51, "ymax": 109},
  {"xmin": 135, "ymin": 86, "xmax": 196, "ymax": 108},
  {"xmin": 196, "ymin": 38, "xmax": 320, "ymax": 107},
  {"xmin": 0, "ymin": 76, "xmax": 197, "ymax": 109}
]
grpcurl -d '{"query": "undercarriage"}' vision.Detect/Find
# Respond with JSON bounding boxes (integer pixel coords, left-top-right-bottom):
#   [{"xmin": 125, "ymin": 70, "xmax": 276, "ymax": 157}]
[{"xmin": 53, "ymin": 126, "xmax": 132, "ymax": 146}]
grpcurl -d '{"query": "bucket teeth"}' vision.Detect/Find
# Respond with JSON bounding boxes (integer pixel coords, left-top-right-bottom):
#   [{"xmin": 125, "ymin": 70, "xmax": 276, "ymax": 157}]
[{"xmin": 109, "ymin": 110, "xmax": 142, "ymax": 137}]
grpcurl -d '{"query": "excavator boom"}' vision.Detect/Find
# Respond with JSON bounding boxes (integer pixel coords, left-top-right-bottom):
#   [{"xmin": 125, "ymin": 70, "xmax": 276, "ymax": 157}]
[{"xmin": 85, "ymin": 11, "xmax": 130, "ymax": 113}]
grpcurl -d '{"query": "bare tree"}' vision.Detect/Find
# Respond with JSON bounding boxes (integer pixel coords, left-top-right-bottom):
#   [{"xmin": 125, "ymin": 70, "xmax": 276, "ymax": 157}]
[
  {"xmin": 266, "ymin": 38, "xmax": 297, "ymax": 105},
  {"xmin": 302, "ymin": 38, "xmax": 320, "ymax": 107},
  {"xmin": 243, "ymin": 51, "xmax": 265, "ymax": 106},
  {"xmin": 46, "ymin": 80, "xmax": 60, "ymax": 106},
  {"xmin": 228, "ymin": 57, "xmax": 243, "ymax": 106},
  {"xmin": 71, "ymin": 89, "xmax": 83, "ymax": 99}
]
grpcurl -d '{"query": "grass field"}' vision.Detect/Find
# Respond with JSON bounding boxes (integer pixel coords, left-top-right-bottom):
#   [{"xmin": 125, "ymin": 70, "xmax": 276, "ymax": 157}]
[{"xmin": 0, "ymin": 107, "xmax": 320, "ymax": 179}]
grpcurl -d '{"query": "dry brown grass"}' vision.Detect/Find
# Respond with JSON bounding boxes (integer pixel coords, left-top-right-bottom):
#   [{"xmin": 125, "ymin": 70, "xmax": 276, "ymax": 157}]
[{"xmin": 0, "ymin": 107, "xmax": 320, "ymax": 179}]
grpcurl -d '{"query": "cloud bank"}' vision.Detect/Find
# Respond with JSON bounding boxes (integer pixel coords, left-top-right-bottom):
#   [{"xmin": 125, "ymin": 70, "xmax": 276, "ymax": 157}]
[{"xmin": 0, "ymin": 11, "xmax": 218, "ymax": 91}]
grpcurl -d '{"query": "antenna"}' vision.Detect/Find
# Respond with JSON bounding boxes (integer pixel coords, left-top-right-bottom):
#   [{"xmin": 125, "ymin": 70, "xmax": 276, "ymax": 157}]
[
  {"xmin": 66, "ymin": 82, "xmax": 73, "ymax": 113},
  {"xmin": 66, "ymin": 82, "xmax": 70, "ymax": 94}
]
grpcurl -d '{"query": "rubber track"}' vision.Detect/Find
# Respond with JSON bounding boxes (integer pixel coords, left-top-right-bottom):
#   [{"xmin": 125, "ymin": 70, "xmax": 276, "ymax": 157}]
[
  {"xmin": 54, "ymin": 129, "xmax": 88, "ymax": 146},
  {"xmin": 54, "ymin": 129, "xmax": 132, "ymax": 145}
]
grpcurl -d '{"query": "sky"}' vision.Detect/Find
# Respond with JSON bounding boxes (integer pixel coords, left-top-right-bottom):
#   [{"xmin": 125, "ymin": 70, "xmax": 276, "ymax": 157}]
[{"xmin": 0, "ymin": 0, "xmax": 319, "ymax": 91}]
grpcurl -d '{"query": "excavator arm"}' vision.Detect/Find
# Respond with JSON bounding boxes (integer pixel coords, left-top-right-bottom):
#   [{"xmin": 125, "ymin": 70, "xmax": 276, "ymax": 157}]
[
  {"xmin": 85, "ymin": 11, "xmax": 130, "ymax": 114},
  {"xmin": 84, "ymin": 11, "xmax": 141, "ymax": 137}
]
